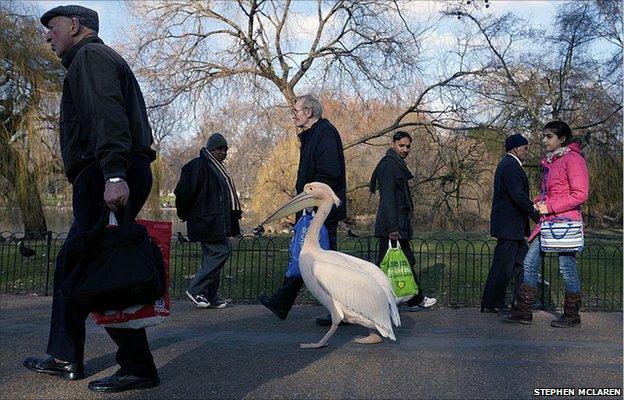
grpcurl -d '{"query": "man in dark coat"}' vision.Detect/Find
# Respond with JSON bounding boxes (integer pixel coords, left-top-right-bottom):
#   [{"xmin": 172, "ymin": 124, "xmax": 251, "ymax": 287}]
[
  {"xmin": 481, "ymin": 134, "xmax": 540, "ymax": 313},
  {"xmin": 175, "ymin": 133, "xmax": 242, "ymax": 309},
  {"xmin": 24, "ymin": 5, "xmax": 159, "ymax": 393},
  {"xmin": 370, "ymin": 131, "xmax": 437, "ymax": 311},
  {"xmin": 259, "ymin": 94, "xmax": 347, "ymax": 324}
]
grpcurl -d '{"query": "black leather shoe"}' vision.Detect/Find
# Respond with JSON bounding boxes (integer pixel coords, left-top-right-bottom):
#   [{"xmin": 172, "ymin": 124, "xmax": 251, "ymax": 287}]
[
  {"xmin": 480, "ymin": 307, "xmax": 501, "ymax": 314},
  {"xmin": 88, "ymin": 373, "xmax": 160, "ymax": 393},
  {"xmin": 23, "ymin": 356, "xmax": 84, "ymax": 380},
  {"xmin": 258, "ymin": 295, "xmax": 288, "ymax": 320},
  {"xmin": 316, "ymin": 314, "xmax": 350, "ymax": 327}
]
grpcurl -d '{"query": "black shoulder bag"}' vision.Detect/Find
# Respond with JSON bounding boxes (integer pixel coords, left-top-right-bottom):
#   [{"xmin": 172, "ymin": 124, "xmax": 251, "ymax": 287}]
[{"xmin": 61, "ymin": 207, "xmax": 165, "ymax": 312}]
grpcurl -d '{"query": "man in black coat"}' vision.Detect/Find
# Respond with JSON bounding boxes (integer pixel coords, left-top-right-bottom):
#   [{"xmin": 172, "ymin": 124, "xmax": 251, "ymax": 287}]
[
  {"xmin": 370, "ymin": 131, "xmax": 437, "ymax": 311},
  {"xmin": 259, "ymin": 94, "xmax": 347, "ymax": 324},
  {"xmin": 24, "ymin": 5, "xmax": 159, "ymax": 393},
  {"xmin": 175, "ymin": 133, "xmax": 242, "ymax": 309},
  {"xmin": 481, "ymin": 134, "xmax": 540, "ymax": 313}
]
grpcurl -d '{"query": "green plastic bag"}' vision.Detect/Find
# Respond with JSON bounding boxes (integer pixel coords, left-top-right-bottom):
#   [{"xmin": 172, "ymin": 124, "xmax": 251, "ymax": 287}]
[{"xmin": 380, "ymin": 240, "xmax": 418, "ymax": 298}]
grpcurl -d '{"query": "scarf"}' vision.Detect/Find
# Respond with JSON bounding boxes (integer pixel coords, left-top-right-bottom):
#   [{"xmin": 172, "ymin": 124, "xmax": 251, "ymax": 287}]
[
  {"xmin": 201, "ymin": 148, "xmax": 241, "ymax": 211},
  {"xmin": 545, "ymin": 146, "xmax": 570, "ymax": 164},
  {"xmin": 369, "ymin": 148, "xmax": 414, "ymax": 194}
]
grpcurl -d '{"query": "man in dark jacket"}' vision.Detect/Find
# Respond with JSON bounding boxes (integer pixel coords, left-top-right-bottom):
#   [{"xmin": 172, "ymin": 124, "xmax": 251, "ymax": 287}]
[
  {"xmin": 259, "ymin": 94, "xmax": 347, "ymax": 324},
  {"xmin": 175, "ymin": 133, "xmax": 242, "ymax": 309},
  {"xmin": 24, "ymin": 5, "xmax": 159, "ymax": 393},
  {"xmin": 370, "ymin": 131, "xmax": 437, "ymax": 311},
  {"xmin": 481, "ymin": 134, "xmax": 540, "ymax": 313}
]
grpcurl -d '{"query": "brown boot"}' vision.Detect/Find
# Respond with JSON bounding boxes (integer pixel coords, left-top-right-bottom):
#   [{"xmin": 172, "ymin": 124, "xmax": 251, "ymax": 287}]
[
  {"xmin": 500, "ymin": 284, "xmax": 537, "ymax": 325},
  {"xmin": 550, "ymin": 292, "xmax": 582, "ymax": 328}
]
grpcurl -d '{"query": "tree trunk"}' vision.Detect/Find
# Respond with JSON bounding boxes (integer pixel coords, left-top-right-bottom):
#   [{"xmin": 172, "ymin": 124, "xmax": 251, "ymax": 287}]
[
  {"xmin": 15, "ymin": 169, "xmax": 47, "ymax": 236},
  {"xmin": 145, "ymin": 157, "xmax": 164, "ymax": 219},
  {"xmin": 0, "ymin": 140, "xmax": 47, "ymax": 235}
]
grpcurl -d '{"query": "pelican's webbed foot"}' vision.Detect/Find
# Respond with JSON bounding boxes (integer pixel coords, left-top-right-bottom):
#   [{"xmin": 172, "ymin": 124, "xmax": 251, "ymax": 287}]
[
  {"xmin": 298, "ymin": 342, "xmax": 329, "ymax": 349},
  {"xmin": 298, "ymin": 323, "xmax": 338, "ymax": 349},
  {"xmin": 354, "ymin": 332, "xmax": 382, "ymax": 345}
]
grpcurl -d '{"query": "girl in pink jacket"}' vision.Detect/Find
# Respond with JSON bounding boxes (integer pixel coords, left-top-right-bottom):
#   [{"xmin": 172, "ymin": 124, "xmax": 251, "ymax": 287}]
[{"xmin": 502, "ymin": 121, "xmax": 589, "ymax": 327}]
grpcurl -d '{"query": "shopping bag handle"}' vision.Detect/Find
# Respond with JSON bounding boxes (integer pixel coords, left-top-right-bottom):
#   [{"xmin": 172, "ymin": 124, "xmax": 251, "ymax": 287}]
[
  {"xmin": 546, "ymin": 221, "xmax": 581, "ymax": 239},
  {"xmin": 388, "ymin": 239, "xmax": 401, "ymax": 250},
  {"xmin": 548, "ymin": 216, "xmax": 573, "ymax": 223},
  {"xmin": 548, "ymin": 222, "xmax": 571, "ymax": 239}
]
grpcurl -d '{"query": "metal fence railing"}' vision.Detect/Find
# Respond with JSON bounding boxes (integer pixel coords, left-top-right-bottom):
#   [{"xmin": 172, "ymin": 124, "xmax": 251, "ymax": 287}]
[{"xmin": 1, "ymin": 232, "xmax": 621, "ymax": 312}]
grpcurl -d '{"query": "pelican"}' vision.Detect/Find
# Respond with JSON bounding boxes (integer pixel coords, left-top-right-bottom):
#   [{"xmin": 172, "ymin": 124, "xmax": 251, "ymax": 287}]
[{"xmin": 261, "ymin": 182, "xmax": 401, "ymax": 349}]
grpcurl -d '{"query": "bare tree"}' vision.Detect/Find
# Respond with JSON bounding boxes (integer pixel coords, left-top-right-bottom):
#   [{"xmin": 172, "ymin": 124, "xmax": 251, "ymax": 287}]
[
  {"xmin": 441, "ymin": 1, "xmax": 623, "ymax": 227},
  {"xmin": 128, "ymin": 0, "xmax": 422, "ymax": 110},
  {"xmin": 448, "ymin": 2, "xmax": 622, "ymax": 133},
  {"xmin": 128, "ymin": 0, "xmax": 622, "ymax": 231}
]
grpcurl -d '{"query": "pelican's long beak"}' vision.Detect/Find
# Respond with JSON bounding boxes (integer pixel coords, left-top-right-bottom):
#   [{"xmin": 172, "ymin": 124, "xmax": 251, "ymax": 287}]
[{"xmin": 262, "ymin": 192, "xmax": 318, "ymax": 225}]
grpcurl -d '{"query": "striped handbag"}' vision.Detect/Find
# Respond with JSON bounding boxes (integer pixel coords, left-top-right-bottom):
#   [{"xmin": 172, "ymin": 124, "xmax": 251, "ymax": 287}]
[{"xmin": 540, "ymin": 218, "xmax": 584, "ymax": 253}]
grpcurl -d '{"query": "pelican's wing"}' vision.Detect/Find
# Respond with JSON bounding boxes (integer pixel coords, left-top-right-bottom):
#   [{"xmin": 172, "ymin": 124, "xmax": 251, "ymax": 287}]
[
  {"xmin": 308, "ymin": 258, "xmax": 398, "ymax": 340},
  {"xmin": 320, "ymin": 250, "xmax": 401, "ymax": 326}
]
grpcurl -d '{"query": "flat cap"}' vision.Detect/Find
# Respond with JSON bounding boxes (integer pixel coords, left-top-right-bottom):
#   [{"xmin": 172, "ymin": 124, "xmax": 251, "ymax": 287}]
[{"xmin": 40, "ymin": 5, "xmax": 99, "ymax": 33}]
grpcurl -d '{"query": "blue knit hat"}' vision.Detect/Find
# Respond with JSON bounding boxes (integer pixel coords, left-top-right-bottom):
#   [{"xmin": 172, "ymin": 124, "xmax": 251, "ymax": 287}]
[{"xmin": 505, "ymin": 134, "xmax": 529, "ymax": 151}]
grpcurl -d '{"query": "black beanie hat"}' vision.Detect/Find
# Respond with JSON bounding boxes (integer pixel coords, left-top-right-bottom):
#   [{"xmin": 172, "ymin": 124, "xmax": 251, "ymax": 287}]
[
  {"xmin": 206, "ymin": 133, "xmax": 228, "ymax": 151},
  {"xmin": 505, "ymin": 134, "xmax": 529, "ymax": 152}
]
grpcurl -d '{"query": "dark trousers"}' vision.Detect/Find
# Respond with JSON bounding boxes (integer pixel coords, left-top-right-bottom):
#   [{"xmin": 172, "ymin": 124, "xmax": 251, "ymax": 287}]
[
  {"xmin": 46, "ymin": 155, "xmax": 158, "ymax": 378},
  {"xmin": 187, "ymin": 238, "xmax": 231, "ymax": 302},
  {"xmin": 265, "ymin": 222, "xmax": 338, "ymax": 314},
  {"xmin": 377, "ymin": 238, "xmax": 425, "ymax": 306},
  {"xmin": 481, "ymin": 238, "xmax": 528, "ymax": 310}
]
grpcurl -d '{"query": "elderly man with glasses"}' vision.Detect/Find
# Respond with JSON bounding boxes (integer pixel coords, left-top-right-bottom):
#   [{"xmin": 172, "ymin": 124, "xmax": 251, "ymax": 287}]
[{"xmin": 259, "ymin": 94, "xmax": 347, "ymax": 326}]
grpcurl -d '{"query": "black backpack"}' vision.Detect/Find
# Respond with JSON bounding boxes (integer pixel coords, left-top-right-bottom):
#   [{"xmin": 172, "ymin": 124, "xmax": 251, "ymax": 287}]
[{"xmin": 61, "ymin": 207, "xmax": 165, "ymax": 312}]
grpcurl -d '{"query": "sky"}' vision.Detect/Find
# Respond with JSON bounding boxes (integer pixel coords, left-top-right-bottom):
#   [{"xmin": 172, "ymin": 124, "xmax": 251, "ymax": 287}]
[
  {"xmin": 32, "ymin": 0, "xmax": 563, "ymax": 46},
  {"xmin": 29, "ymin": 0, "xmax": 569, "ymax": 136}
]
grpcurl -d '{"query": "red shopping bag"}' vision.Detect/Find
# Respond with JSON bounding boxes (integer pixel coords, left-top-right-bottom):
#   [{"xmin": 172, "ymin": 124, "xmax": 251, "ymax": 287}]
[{"xmin": 91, "ymin": 220, "xmax": 172, "ymax": 329}]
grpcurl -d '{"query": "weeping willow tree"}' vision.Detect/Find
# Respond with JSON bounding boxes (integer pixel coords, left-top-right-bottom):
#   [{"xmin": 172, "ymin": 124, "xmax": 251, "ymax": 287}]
[{"xmin": 0, "ymin": 2, "xmax": 63, "ymax": 234}]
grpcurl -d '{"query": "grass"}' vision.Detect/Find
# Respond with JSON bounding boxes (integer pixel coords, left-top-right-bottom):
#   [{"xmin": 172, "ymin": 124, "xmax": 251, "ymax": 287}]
[{"xmin": 1, "ymin": 231, "xmax": 621, "ymax": 311}]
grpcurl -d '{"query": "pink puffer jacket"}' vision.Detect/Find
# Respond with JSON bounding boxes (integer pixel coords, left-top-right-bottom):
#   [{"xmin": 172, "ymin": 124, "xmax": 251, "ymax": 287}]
[{"xmin": 528, "ymin": 142, "xmax": 590, "ymax": 242}]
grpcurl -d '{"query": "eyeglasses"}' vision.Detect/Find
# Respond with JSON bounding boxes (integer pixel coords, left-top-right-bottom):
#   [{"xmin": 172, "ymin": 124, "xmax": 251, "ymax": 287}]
[{"xmin": 291, "ymin": 107, "xmax": 309, "ymax": 115}]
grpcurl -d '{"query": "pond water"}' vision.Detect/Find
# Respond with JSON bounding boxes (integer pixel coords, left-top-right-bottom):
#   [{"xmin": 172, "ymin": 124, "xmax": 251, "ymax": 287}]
[
  {"xmin": 0, "ymin": 206, "xmax": 296, "ymax": 236},
  {"xmin": 0, "ymin": 206, "xmax": 187, "ymax": 234}
]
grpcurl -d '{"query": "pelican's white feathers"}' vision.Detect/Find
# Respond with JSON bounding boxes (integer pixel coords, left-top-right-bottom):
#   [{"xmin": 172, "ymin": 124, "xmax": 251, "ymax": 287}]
[
  {"xmin": 300, "ymin": 250, "xmax": 401, "ymax": 340},
  {"xmin": 262, "ymin": 182, "xmax": 403, "ymax": 347}
]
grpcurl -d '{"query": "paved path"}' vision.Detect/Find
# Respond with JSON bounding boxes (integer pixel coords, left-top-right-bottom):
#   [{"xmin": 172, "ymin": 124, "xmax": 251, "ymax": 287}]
[{"xmin": 0, "ymin": 295, "xmax": 621, "ymax": 399}]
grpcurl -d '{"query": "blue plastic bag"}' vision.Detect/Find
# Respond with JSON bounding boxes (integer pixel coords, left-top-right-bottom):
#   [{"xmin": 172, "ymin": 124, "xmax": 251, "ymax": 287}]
[{"xmin": 286, "ymin": 212, "xmax": 330, "ymax": 278}]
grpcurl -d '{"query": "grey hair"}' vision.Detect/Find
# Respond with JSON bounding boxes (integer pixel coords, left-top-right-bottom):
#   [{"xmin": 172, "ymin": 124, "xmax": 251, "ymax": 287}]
[
  {"xmin": 296, "ymin": 94, "xmax": 323, "ymax": 119},
  {"xmin": 77, "ymin": 24, "xmax": 97, "ymax": 36}
]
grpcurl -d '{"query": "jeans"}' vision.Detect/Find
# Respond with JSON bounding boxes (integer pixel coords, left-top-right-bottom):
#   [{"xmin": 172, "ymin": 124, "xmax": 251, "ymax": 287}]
[{"xmin": 522, "ymin": 237, "xmax": 581, "ymax": 293}]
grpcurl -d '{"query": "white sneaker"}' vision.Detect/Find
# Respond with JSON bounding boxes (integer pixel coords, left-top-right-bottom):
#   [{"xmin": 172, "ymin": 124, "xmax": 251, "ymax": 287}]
[
  {"xmin": 418, "ymin": 297, "xmax": 437, "ymax": 308},
  {"xmin": 186, "ymin": 291, "xmax": 210, "ymax": 308},
  {"xmin": 207, "ymin": 298, "xmax": 229, "ymax": 309}
]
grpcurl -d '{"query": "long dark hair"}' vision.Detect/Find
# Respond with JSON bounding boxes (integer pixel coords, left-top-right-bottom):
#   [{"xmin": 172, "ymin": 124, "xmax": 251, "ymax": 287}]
[{"xmin": 543, "ymin": 120, "xmax": 572, "ymax": 145}]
